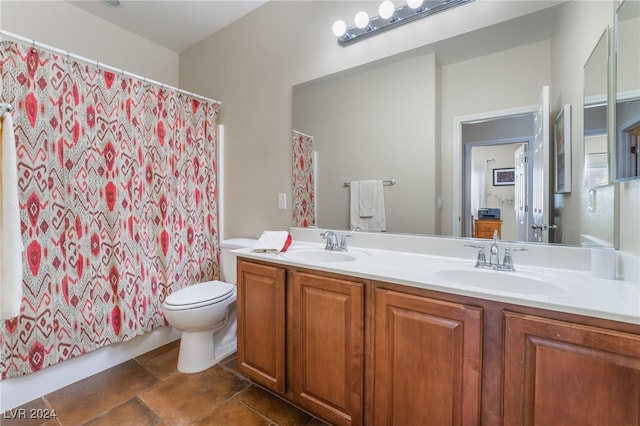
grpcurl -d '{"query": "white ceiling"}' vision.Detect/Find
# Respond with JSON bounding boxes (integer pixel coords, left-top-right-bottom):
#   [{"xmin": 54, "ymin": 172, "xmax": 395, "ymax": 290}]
[{"xmin": 68, "ymin": 0, "xmax": 267, "ymax": 53}]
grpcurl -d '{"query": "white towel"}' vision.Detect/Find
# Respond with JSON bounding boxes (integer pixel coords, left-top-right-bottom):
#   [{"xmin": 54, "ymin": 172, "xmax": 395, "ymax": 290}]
[
  {"xmin": 358, "ymin": 180, "xmax": 380, "ymax": 218},
  {"xmin": 350, "ymin": 180, "xmax": 386, "ymax": 232},
  {"xmin": 1, "ymin": 112, "xmax": 24, "ymax": 319},
  {"xmin": 252, "ymin": 231, "xmax": 292, "ymax": 253}
]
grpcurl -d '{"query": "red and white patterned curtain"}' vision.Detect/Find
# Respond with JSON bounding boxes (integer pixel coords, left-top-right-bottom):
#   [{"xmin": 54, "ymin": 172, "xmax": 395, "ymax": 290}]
[
  {"xmin": 292, "ymin": 131, "xmax": 315, "ymax": 228},
  {"xmin": 0, "ymin": 40, "xmax": 220, "ymax": 379}
]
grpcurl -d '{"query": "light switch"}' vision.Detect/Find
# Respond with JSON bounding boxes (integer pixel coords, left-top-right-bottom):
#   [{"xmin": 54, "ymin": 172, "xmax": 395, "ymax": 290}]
[{"xmin": 278, "ymin": 193, "xmax": 287, "ymax": 210}]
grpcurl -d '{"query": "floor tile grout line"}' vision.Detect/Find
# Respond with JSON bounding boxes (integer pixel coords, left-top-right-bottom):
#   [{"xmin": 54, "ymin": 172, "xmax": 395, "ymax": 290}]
[
  {"xmin": 131, "ymin": 395, "xmax": 169, "ymax": 426},
  {"xmin": 130, "ymin": 357, "xmax": 183, "ymax": 426},
  {"xmin": 41, "ymin": 396, "xmax": 63, "ymax": 426},
  {"xmin": 232, "ymin": 395, "xmax": 283, "ymax": 426},
  {"xmin": 132, "ymin": 356, "xmax": 181, "ymax": 384},
  {"xmin": 75, "ymin": 397, "xmax": 128, "ymax": 426}
]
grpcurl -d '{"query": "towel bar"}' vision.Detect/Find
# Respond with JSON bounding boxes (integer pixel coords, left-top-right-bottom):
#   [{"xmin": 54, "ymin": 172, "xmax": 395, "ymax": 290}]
[{"xmin": 343, "ymin": 178, "xmax": 396, "ymax": 187}]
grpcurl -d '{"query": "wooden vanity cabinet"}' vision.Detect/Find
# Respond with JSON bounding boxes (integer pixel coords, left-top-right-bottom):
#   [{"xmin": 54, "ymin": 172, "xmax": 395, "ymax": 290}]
[
  {"xmin": 237, "ymin": 260, "xmax": 286, "ymax": 393},
  {"xmin": 237, "ymin": 257, "xmax": 640, "ymax": 426},
  {"xmin": 237, "ymin": 259, "xmax": 365, "ymax": 426},
  {"xmin": 291, "ymin": 271, "xmax": 365, "ymax": 426},
  {"xmin": 503, "ymin": 312, "xmax": 640, "ymax": 426},
  {"xmin": 372, "ymin": 288, "xmax": 483, "ymax": 426}
]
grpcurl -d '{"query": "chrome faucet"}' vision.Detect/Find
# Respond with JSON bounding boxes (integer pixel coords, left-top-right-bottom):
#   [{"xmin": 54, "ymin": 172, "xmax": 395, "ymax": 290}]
[
  {"xmin": 321, "ymin": 231, "xmax": 339, "ymax": 250},
  {"xmin": 465, "ymin": 230, "xmax": 527, "ymax": 272},
  {"xmin": 489, "ymin": 230, "xmax": 501, "ymax": 268},
  {"xmin": 321, "ymin": 231, "xmax": 351, "ymax": 251}
]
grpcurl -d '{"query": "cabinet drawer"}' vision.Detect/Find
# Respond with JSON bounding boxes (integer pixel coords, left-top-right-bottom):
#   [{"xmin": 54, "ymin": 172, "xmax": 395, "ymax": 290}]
[{"xmin": 476, "ymin": 231, "xmax": 494, "ymax": 239}]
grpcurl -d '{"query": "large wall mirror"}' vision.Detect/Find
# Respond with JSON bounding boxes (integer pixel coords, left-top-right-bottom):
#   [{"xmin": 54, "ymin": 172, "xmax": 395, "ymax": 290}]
[
  {"xmin": 614, "ymin": 0, "xmax": 640, "ymax": 181},
  {"xmin": 292, "ymin": 1, "xmax": 621, "ymax": 247}
]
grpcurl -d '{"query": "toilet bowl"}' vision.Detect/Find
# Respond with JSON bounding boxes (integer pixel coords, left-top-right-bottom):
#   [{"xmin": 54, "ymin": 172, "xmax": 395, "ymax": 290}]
[{"xmin": 161, "ymin": 238, "xmax": 256, "ymax": 373}]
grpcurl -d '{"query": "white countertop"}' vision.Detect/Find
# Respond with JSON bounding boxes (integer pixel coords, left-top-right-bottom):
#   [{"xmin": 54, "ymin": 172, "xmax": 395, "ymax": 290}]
[{"xmin": 236, "ymin": 241, "xmax": 640, "ymax": 325}]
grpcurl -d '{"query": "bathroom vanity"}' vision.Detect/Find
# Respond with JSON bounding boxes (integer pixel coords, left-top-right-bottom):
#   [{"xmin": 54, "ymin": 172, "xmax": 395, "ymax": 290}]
[{"xmin": 235, "ymin": 237, "xmax": 640, "ymax": 426}]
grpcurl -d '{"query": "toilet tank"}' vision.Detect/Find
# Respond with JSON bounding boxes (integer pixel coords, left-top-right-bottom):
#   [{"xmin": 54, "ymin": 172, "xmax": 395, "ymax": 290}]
[{"xmin": 219, "ymin": 238, "xmax": 256, "ymax": 284}]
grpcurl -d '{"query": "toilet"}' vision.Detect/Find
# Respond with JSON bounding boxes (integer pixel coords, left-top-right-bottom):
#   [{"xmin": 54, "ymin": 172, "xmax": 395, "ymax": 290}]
[{"xmin": 161, "ymin": 238, "xmax": 256, "ymax": 373}]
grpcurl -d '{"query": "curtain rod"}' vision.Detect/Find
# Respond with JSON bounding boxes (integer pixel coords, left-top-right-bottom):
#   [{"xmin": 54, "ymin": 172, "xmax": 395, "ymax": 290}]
[
  {"xmin": 0, "ymin": 30, "xmax": 221, "ymax": 106},
  {"xmin": 292, "ymin": 130, "xmax": 314, "ymax": 139}
]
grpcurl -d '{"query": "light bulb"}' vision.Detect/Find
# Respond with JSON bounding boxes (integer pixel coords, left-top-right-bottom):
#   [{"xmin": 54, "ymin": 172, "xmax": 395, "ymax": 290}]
[
  {"xmin": 332, "ymin": 20, "xmax": 347, "ymax": 37},
  {"xmin": 407, "ymin": 0, "xmax": 423, "ymax": 9},
  {"xmin": 354, "ymin": 11, "xmax": 370, "ymax": 29},
  {"xmin": 379, "ymin": 1, "xmax": 395, "ymax": 20}
]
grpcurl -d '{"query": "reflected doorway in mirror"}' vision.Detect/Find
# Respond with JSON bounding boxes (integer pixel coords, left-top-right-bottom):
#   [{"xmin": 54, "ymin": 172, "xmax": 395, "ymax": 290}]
[{"xmin": 554, "ymin": 104, "xmax": 572, "ymax": 194}]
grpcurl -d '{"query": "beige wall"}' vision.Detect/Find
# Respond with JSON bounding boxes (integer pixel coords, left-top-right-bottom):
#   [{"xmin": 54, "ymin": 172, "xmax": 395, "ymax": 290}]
[
  {"xmin": 293, "ymin": 52, "xmax": 438, "ymax": 234},
  {"xmin": 0, "ymin": 1, "xmax": 179, "ymax": 86},
  {"xmin": 179, "ymin": 0, "xmax": 563, "ymax": 240}
]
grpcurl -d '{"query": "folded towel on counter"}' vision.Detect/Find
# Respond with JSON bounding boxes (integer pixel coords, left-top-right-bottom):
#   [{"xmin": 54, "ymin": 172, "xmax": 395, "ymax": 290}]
[{"xmin": 252, "ymin": 231, "xmax": 292, "ymax": 253}]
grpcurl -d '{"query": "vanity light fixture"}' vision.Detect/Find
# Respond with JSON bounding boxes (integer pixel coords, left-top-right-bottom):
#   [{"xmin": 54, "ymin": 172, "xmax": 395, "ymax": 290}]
[{"xmin": 333, "ymin": 0, "xmax": 474, "ymax": 46}]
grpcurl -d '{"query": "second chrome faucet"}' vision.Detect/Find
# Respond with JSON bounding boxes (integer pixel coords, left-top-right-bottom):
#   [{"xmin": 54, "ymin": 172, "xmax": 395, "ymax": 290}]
[{"xmin": 465, "ymin": 230, "xmax": 527, "ymax": 271}]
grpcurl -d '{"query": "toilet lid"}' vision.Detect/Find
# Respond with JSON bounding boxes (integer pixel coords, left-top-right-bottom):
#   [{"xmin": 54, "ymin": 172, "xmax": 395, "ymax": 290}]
[{"xmin": 164, "ymin": 280, "xmax": 234, "ymax": 307}]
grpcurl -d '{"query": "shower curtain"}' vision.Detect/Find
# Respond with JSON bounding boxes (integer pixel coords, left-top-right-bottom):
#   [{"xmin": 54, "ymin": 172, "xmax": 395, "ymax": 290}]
[{"xmin": 0, "ymin": 40, "xmax": 220, "ymax": 379}]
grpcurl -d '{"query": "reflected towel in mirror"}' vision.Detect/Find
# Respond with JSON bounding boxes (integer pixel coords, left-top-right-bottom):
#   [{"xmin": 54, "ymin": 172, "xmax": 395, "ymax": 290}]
[{"xmin": 350, "ymin": 180, "xmax": 386, "ymax": 231}]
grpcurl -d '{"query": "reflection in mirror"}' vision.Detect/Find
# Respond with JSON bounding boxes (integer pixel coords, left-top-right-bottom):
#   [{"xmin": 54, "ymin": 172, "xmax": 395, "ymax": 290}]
[
  {"xmin": 582, "ymin": 28, "xmax": 614, "ymax": 248},
  {"xmin": 463, "ymin": 115, "xmax": 534, "ymax": 242},
  {"xmin": 584, "ymin": 28, "xmax": 609, "ymax": 189},
  {"xmin": 291, "ymin": 1, "xmax": 620, "ymax": 247},
  {"xmin": 293, "ymin": 52, "xmax": 437, "ymax": 235},
  {"xmin": 614, "ymin": 0, "xmax": 640, "ymax": 181}
]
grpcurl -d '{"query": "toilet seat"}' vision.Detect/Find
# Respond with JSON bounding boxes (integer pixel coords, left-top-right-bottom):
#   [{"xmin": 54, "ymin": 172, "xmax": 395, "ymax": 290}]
[{"xmin": 163, "ymin": 280, "xmax": 235, "ymax": 310}]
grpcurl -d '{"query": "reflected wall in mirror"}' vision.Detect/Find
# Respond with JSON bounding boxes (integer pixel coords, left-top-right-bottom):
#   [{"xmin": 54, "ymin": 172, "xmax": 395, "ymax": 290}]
[
  {"xmin": 293, "ymin": 52, "xmax": 438, "ymax": 235},
  {"xmin": 292, "ymin": 1, "xmax": 620, "ymax": 247},
  {"xmin": 614, "ymin": 0, "xmax": 640, "ymax": 181},
  {"xmin": 582, "ymin": 27, "xmax": 615, "ymax": 248}
]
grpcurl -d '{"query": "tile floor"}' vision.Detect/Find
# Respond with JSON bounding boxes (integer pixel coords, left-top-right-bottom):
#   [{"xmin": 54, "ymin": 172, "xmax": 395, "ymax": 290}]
[{"xmin": 3, "ymin": 341, "xmax": 331, "ymax": 426}]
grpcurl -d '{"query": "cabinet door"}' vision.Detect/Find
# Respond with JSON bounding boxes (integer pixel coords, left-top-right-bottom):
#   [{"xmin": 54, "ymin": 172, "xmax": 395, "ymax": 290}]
[
  {"xmin": 373, "ymin": 288, "xmax": 483, "ymax": 426},
  {"xmin": 292, "ymin": 272, "xmax": 364, "ymax": 426},
  {"xmin": 237, "ymin": 260, "xmax": 286, "ymax": 393},
  {"xmin": 503, "ymin": 312, "xmax": 640, "ymax": 425}
]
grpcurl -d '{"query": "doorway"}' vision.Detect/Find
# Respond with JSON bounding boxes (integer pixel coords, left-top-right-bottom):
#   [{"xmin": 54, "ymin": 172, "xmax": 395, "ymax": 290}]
[{"xmin": 461, "ymin": 114, "xmax": 535, "ymax": 241}]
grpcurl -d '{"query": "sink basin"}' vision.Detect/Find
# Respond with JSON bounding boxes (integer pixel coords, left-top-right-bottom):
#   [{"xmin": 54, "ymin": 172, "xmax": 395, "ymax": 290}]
[
  {"xmin": 283, "ymin": 249, "xmax": 360, "ymax": 263},
  {"xmin": 434, "ymin": 268, "xmax": 567, "ymax": 296}
]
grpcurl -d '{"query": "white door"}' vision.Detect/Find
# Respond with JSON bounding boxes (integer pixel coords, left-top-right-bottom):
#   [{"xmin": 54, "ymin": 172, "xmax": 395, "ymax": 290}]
[
  {"xmin": 531, "ymin": 86, "xmax": 551, "ymax": 242},
  {"xmin": 514, "ymin": 144, "xmax": 529, "ymax": 241}
]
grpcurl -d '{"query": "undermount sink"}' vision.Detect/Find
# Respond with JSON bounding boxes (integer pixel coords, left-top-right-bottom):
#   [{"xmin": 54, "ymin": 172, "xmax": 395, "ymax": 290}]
[
  {"xmin": 283, "ymin": 248, "xmax": 366, "ymax": 263},
  {"xmin": 434, "ymin": 267, "xmax": 567, "ymax": 296}
]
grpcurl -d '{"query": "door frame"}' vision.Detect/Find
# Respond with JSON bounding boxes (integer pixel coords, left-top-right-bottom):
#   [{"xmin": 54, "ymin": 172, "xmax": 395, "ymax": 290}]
[{"xmin": 452, "ymin": 105, "xmax": 537, "ymax": 237}]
